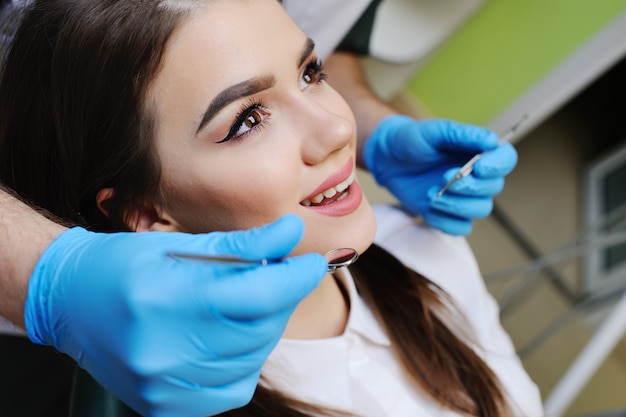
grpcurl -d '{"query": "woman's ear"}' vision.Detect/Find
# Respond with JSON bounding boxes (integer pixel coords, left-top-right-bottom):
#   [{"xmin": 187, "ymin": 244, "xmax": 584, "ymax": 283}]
[
  {"xmin": 96, "ymin": 188, "xmax": 115, "ymax": 218},
  {"xmin": 96, "ymin": 188, "xmax": 179, "ymax": 232}
]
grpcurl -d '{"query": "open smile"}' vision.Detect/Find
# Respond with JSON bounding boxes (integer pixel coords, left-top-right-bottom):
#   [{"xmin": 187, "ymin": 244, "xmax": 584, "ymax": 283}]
[
  {"xmin": 300, "ymin": 158, "xmax": 363, "ymax": 217},
  {"xmin": 301, "ymin": 171, "xmax": 355, "ymax": 207}
]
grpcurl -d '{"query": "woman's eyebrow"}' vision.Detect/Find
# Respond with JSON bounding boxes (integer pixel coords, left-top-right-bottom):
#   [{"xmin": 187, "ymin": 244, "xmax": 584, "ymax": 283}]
[
  {"xmin": 298, "ymin": 37, "xmax": 315, "ymax": 68},
  {"xmin": 196, "ymin": 37, "xmax": 315, "ymax": 134},
  {"xmin": 196, "ymin": 75, "xmax": 275, "ymax": 133}
]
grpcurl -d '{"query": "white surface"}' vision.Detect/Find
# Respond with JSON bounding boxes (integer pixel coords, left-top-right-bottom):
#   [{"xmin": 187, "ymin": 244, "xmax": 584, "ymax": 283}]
[
  {"xmin": 283, "ymin": 0, "xmax": 372, "ymax": 60},
  {"xmin": 370, "ymin": 0, "xmax": 485, "ymax": 63}
]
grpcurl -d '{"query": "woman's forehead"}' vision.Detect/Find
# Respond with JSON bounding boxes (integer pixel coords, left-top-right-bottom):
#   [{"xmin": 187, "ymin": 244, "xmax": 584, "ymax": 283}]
[{"xmin": 158, "ymin": 0, "xmax": 303, "ymax": 80}]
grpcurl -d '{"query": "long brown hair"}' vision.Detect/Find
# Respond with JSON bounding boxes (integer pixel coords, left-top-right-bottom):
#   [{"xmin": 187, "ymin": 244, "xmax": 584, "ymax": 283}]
[
  {"xmin": 217, "ymin": 243, "xmax": 510, "ymax": 417},
  {"xmin": 0, "ymin": 1, "xmax": 511, "ymax": 416},
  {"xmin": 0, "ymin": 0, "xmax": 183, "ymax": 230}
]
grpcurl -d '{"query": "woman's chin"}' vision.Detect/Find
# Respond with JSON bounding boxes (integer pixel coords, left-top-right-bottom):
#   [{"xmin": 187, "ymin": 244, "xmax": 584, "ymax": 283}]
[{"xmin": 294, "ymin": 201, "xmax": 377, "ymax": 260}]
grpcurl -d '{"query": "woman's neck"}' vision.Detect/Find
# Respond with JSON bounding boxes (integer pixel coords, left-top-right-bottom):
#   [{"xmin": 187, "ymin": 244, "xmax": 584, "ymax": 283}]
[{"xmin": 282, "ymin": 272, "xmax": 350, "ymax": 339}]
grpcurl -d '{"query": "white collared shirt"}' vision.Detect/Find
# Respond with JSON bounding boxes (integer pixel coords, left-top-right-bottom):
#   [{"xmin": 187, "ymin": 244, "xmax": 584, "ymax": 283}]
[
  {"xmin": 262, "ymin": 204, "xmax": 545, "ymax": 417},
  {"xmin": 283, "ymin": 0, "xmax": 373, "ymax": 61}
]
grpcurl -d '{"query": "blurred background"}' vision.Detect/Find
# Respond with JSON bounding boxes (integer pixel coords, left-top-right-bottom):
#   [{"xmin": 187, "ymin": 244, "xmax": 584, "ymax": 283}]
[{"xmin": 355, "ymin": 1, "xmax": 626, "ymax": 416}]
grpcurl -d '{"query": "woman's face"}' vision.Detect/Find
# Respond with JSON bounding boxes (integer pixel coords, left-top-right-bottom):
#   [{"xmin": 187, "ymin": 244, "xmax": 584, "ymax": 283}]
[{"xmin": 145, "ymin": 0, "xmax": 376, "ymax": 256}]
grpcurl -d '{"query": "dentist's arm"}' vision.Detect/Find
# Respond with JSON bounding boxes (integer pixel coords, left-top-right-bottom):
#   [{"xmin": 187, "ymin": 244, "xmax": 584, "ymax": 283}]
[
  {"xmin": 1, "ymin": 185, "xmax": 326, "ymax": 417},
  {"xmin": 325, "ymin": 52, "xmax": 517, "ymax": 236},
  {"xmin": 0, "ymin": 186, "xmax": 66, "ymax": 327}
]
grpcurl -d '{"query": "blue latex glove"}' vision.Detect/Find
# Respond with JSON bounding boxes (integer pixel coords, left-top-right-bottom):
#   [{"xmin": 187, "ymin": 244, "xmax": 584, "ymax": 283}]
[
  {"xmin": 25, "ymin": 215, "xmax": 326, "ymax": 417},
  {"xmin": 363, "ymin": 115, "xmax": 518, "ymax": 236}
]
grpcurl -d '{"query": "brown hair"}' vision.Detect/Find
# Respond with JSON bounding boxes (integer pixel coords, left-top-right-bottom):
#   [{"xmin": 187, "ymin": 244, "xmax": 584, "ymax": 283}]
[
  {"xmin": 218, "ymin": 243, "xmax": 510, "ymax": 417},
  {"xmin": 0, "ymin": 0, "xmax": 188, "ymax": 230},
  {"xmin": 0, "ymin": 1, "xmax": 511, "ymax": 416}
]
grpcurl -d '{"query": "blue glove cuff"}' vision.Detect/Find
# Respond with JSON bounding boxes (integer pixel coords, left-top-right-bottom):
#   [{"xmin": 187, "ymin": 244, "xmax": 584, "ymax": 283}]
[
  {"xmin": 362, "ymin": 114, "xmax": 414, "ymax": 185},
  {"xmin": 25, "ymin": 226, "xmax": 91, "ymax": 346}
]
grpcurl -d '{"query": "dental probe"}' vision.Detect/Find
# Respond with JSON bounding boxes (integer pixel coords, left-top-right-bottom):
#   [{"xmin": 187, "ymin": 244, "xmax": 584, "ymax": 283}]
[
  {"xmin": 167, "ymin": 247, "xmax": 359, "ymax": 273},
  {"xmin": 436, "ymin": 114, "xmax": 528, "ymax": 198}
]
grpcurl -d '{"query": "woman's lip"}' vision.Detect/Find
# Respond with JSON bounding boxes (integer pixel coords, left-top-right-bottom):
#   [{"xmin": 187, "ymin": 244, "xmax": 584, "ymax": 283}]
[
  {"xmin": 304, "ymin": 179, "xmax": 363, "ymax": 217},
  {"xmin": 303, "ymin": 157, "xmax": 354, "ymax": 202}
]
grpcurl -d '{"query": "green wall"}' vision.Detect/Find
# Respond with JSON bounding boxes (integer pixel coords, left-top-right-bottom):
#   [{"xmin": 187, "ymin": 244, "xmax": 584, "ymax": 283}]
[{"xmin": 407, "ymin": 0, "xmax": 626, "ymax": 125}]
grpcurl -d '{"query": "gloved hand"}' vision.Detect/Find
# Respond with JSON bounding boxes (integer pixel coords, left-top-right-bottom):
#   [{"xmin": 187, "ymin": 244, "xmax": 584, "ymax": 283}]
[
  {"xmin": 363, "ymin": 115, "xmax": 518, "ymax": 236},
  {"xmin": 25, "ymin": 215, "xmax": 326, "ymax": 417}
]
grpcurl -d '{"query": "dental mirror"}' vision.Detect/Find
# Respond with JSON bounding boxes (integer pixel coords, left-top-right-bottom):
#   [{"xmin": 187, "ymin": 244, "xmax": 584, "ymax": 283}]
[
  {"xmin": 323, "ymin": 248, "xmax": 359, "ymax": 272},
  {"xmin": 167, "ymin": 247, "xmax": 359, "ymax": 272}
]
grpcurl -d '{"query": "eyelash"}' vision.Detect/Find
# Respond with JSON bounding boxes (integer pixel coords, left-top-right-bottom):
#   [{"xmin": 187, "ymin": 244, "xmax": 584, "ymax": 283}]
[
  {"xmin": 216, "ymin": 56, "xmax": 327, "ymax": 144},
  {"xmin": 302, "ymin": 56, "xmax": 327, "ymax": 85},
  {"xmin": 216, "ymin": 99, "xmax": 269, "ymax": 144}
]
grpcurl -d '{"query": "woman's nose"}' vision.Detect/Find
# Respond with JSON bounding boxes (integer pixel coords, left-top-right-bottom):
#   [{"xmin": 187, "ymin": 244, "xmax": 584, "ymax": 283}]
[{"xmin": 295, "ymin": 94, "xmax": 354, "ymax": 166}]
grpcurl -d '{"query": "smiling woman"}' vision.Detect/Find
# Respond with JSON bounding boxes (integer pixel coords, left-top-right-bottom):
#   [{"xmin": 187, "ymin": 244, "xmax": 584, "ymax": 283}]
[
  {"xmin": 135, "ymin": 2, "xmax": 375, "ymax": 256},
  {"xmin": 0, "ymin": 1, "xmax": 542, "ymax": 416}
]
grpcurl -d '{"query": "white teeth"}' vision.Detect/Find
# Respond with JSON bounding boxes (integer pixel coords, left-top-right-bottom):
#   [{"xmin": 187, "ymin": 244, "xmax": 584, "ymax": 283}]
[
  {"xmin": 335, "ymin": 173, "xmax": 353, "ymax": 193},
  {"xmin": 302, "ymin": 171, "xmax": 355, "ymax": 206},
  {"xmin": 311, "ymin": 194, "xmax": 324, "ymax": 204}
]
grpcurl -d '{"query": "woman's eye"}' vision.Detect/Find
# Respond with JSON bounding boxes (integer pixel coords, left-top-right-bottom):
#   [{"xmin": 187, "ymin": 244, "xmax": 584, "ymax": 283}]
[
  {"xmin": 236, "ymin": 108, "xmax": 264, "ymax": 136},
  {"xmin": 217, "ymin": 104, "xmax": 269, "ymax": 144},
  {"xmin": 302, "ymin": 67, "xmax": 318, "ymax": 84},
  {"xmin": 299, "ymin": 59, "xmax": 326, "ymax": 90}
]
